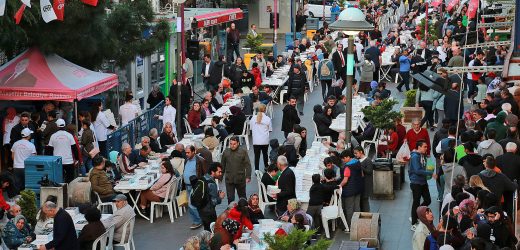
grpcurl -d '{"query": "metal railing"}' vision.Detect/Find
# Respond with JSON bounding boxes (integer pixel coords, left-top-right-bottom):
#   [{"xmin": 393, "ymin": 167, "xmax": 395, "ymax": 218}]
[{"xmin": 105, "ymin": 101, "xmax": 165, "ymax": 157}]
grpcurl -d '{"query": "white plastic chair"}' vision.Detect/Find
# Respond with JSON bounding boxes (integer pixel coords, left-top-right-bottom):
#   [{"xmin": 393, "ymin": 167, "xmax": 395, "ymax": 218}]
[
  {"xmin": 183, "ymin": 118, "xmax": 193, "ymax": 134},
  {"xmin": 313, "ymin": 121, "xmax": 332, "ymax": 142},
  {"xmin": 255, "ymin": 170, "xmax": 276, "ymax": 213},
  {"xmin": 91, "ymin": 227, "xmax": 111, "ymax": 250},
  {"xmin": 235, "ymin": 120, "xmax": 250, "ymax": 150},
  {"xmin": 95, "ymin": 192, "xmax": 116, "ymax": 214},
  {"xmin": 266, "ymin": 101, "xmax": 274, "ymax": 118},
  {"xmin": 106, "ymin": 225, "xmax": 115, "ymax": 250},
  {"xmin": 321, "ymin": 189, "xmax": 349, "ymax": 239},
  {"xmin": 113, "ymin": 216, "xmax": 136, "ymax": 250},
  {"xmin": 210, "ymin": 222, "xmax": 216, "ymax": 233},
  {"xmin": 361, "ymin": 128, "xmax": 380, "ymax": 156},
  {"xmin": 150, "ymin": 178, "xmax": 178, "ymax": 223}
]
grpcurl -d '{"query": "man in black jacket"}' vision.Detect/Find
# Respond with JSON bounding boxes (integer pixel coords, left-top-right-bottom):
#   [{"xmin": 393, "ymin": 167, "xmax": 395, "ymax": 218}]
[
  {"xmin": 281, "ymin": 97, "xmax": 300, "ymax": 138},
  {"xmin": 10, "ymin": 112, "xmax": 35, "ymax": 145},
  {"xmin": 41, "ymin": 201, "xmax": 79, "ymax": 250},
  {"xmin": 274, "ymin": 155, "xmax": 295, "ymax": 216},
  {"xmin": 332, "ymin": 43, "xmax": 347, "ymax": 83},
  {"xmin": 354, "ymin": 146, "xmax": 373, "ymax": 212},
  {"xmin": 479, "ymin": 156, "xmax": 517, "ymax": 217},
  {"xmin": 170, "ymin": 78, "xmax": 192, "ymax": 119},
  {"xmin": 287, "ymin": 65, "xmax": 308, "ymax": 116},
  {"xmin": 458, "ymin": 143, "xmax": 484, "ymax": 178},
  {"xmin": 495, "ymin": 142, "xmax": 520, "ymax": 216}
]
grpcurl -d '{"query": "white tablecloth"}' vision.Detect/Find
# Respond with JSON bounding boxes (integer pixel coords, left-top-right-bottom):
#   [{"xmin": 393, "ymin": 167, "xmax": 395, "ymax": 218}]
[{"xmin": 329, "ymin": 97, "xmax": 369, "ymax": 132}]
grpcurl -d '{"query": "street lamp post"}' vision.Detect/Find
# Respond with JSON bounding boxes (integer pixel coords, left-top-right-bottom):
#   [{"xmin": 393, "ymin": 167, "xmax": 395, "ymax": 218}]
[
  {"xmin": 173, "ymin": 0, "xmax": 186, "ymax": 135},
  {"xmin": 330, "ymin": 7, "xmax": 373, "ymax": 146}
]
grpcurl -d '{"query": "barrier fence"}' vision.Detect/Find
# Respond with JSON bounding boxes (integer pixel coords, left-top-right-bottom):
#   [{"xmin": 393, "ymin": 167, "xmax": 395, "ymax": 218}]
[{"xmin": 106, "ymin": 101, "xmax": 165, "ymax": 157}]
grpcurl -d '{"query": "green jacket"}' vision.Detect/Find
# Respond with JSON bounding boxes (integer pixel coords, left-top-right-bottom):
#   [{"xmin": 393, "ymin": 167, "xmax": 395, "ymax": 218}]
[
  {"xmin": 221, "ymin": 147, "xmax": 252, "ymax": 184},
  {"xmin": 485, "ymin": 111, "xmax": 507, "ymax": 141},
  {"xmin": 89, "ymin": 168, "xmax": 115, "ymax": 198}
]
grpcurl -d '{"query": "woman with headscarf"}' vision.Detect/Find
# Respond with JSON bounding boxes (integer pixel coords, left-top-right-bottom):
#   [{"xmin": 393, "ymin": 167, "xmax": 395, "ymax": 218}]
[
  {"xmin": 2, "ymin": 214, "xmax": 34, "ymax": 249},
  {"xmin": 247, "ymin": 194, "xmax": 265, "ymax": 224},
  {"xmin": 284, "ymin": 134, "xmax": 299, "ymax": 166},
  {"xmin": 412, "ymin": 206, "xmax": 437, "ymax": 250},
  {"xmin": 147, "ymin": 84, "xmax": 165, "ymax": 109},
  {"xmin": 223, "ymin": 106, "xmax": 246, "ymax": 135}
]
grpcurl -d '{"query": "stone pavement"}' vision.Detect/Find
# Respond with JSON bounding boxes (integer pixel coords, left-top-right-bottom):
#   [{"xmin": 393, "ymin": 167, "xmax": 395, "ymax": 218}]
[{"xmin": 131, "ymin": 77, "xmax": 442, "ymax": 249}]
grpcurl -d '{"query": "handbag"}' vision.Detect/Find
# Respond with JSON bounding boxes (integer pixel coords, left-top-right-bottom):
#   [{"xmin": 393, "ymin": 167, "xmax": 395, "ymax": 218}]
[
  {"xmin": 177, "ymin": 190, "xmax": 189, "ymax": 207},
  {"xmin": 321, "ymin": 205, "xmax": 339, "ymax": 220},
  {"xmin": 88, "ymin": 147, "xmax": 100, "ymax": 158}
]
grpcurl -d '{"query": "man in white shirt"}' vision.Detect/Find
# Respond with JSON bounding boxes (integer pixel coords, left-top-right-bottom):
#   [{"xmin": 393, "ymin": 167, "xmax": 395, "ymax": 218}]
[
  {"xmin": 119, "ymin": 94, "xmax": 140, "ymax": 126},
  {"xmin": 11, "ymin": 128, "xmax": 36, "ymax": 191},
  {"xmin": 48, "ymin": 119, "xmax": 78, "ymax": 183}
]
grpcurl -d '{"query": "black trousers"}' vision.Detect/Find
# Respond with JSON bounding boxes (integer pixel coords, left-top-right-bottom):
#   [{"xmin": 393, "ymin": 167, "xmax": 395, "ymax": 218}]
[
  {"xmin": 410, "ymin": 183, "xmax": 431, "ymax": 225},
  {"xmin": 63, "ymin": 164, "xmax": 76, "ymax": 183},
  {"xmin": 13, "ymin": 168, "xmax": 25, "ymax": 192},
  {"xmin": 321, "ymin": 80, "xmax": 332, "ymax": 101},
  {"xmin": 98, "ymin": 140, "xmax": 107, "ymax": 158},
  {"xmin": 253, "ymin": 144, "xmax": 269, "ymax": 171},
  {"xmin": 199, "ymin": 209, "xmax": 217, "ymax": 231},
  {"xmin": 226, "ymin": 181, "xmax": 246, "ymax": 204},
  {"xmin": 420, "ymin": 100, "xmax": 434, "ymax": 128}
]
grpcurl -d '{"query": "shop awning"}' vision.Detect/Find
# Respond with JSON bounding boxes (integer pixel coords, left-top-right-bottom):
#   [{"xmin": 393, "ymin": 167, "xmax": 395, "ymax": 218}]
[
  {"xmin": 191, "ymin": 8, "xmax": 244, "ymax": 28},
  {"xmin": 0, "ymin": 48, "xmax": 118, "ymax": 102}
]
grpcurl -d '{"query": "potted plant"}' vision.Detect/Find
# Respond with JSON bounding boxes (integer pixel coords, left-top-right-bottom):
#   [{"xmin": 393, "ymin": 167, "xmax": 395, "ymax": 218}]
[
  {"xmin": 361, "ymin": 99, "xmax": 402, "ymax": 130},
  {"xmin": 18, "ymin": 190, "xmax": 38, "ymax": 227},
  {"xmin": 404, "ymin": 89, "xmax": 417, "ymax": 107},
  {"xmin": 263, "ymin": 229, "xmax": 332, "ymax": 250}
]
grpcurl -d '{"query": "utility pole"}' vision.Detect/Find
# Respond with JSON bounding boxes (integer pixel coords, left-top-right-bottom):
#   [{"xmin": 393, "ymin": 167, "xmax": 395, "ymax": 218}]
[
  {"xmin": 345, "ymin": 36, "xmax": 354, "ymax": 145},
  {"xmin": 175, "ymin": 3, "xmax": 185, "ymax": 135}
]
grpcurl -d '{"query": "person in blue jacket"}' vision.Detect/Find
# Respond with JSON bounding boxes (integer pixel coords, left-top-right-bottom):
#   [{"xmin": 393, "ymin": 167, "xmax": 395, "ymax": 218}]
[{"xmin": 409, "ymin": 140, "xmax": 435, "ymax": 232}]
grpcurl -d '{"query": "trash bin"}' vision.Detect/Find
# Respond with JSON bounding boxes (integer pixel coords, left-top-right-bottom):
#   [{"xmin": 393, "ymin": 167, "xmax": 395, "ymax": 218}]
[{"xmin": 372, "ymin": 158, "xmax": 395, "ymax": 200}]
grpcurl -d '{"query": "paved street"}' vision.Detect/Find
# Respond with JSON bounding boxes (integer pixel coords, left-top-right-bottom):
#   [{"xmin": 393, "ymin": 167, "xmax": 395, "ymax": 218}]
[{"xmin": 132, "ymin": 78, "xmax": 441, "ymax": 249}]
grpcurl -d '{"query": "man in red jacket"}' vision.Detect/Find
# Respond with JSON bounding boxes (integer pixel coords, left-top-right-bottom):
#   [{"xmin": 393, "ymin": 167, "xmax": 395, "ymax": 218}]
[{"xmin": 404, "ymin": 118, "xmax": 431, "ymax": 155}]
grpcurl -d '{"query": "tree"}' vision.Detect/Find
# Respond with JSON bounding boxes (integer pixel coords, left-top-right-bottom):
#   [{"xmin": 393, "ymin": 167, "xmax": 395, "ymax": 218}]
[
  {"xmin": 18, "ymin": 190, "xmax": 38, "ymax": 227},
  {"xmin": 361, "ymin": 99, "xmax": 402, "ymax": 130},
  {"xmin": 263, "ymin": 229, "xmax": 332, "ymax": 250},
  {"xmin": 0, "ymin": 0, "xmax": 169, "ymax": 69}
]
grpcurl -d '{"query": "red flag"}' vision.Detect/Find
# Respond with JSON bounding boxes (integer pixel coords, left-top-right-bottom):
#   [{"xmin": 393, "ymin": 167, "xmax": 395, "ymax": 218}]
[
  {"xmin": 431, "ymin": 0, "xmax": 442, "ymax": 7},
  {"xmin": 14, "ymin": 4, "xmax": 26, "ymax": 24},
  {"xmin": 53, "ymin": 0, "xmax": 64, "ymax": 20},
  {"xmin": 467, "ymin": 0, "xmax": 479, "ymax": 19},
  {"xmin": 446, "ymin": 0, "xmax": 459, "ymax": 12},
  {"xmin": 80, "ymin": 0, "xmax": 97, "ymax": 6}
]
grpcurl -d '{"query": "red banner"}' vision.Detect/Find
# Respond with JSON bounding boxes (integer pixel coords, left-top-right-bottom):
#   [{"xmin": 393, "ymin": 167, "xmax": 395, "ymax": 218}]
[
  {"xmin": 196, "ymin": 9, "xmax": 244, "ymax": 28},
  {"xmin": 53, "ymin": 0, "xmax": 65, "ymax": 21},
  {"xmin": 446, "ymin": 0, "xmax": 459, "ymax": 12},
  {"xmin": 467, "ymin": 0, "xmax": 479, "ymax": 19},
  {"xmin": 14, "ymin": 4, "xmax": 25, "ymax": 24}
]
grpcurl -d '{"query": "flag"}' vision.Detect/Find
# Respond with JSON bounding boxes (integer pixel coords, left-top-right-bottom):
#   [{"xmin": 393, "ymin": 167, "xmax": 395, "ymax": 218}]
[
  {"xmin": 446, "ymin": 0, "xmax": 459, "ymax": 11},
  {"xmin": 21, "ymin": 0, "xmax": 31, "ymax": 8},
  {"xmin": 53, "ymin": 0, "xmax": 64, "ymax": 21},
  {"xmin": 467, "ymin": 0, "xmax": 479, "ymax": 19},
  {"xmin": 0, "ymin": 0, "xmax": 5, "ymax": 16},
  {"xmin": 430, "ymin": 0, "xmax": 442, "ymax": 7},
  {"xmin": 40, "ymin": 0, "xmax": 57, "ymax": 23},
  {"xmin": 14, "ymin": 4, "xmax": 26, "ymax": 24},
  {"xmin": 81, "ymin": 0, "xmax": 98, "ymax": 6}
]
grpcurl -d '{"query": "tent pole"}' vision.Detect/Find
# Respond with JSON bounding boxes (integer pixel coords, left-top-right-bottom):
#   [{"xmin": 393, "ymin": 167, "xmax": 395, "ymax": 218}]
[{"xmin": 74, "ymin": 100, "xmax": 78, "ymax": 126}]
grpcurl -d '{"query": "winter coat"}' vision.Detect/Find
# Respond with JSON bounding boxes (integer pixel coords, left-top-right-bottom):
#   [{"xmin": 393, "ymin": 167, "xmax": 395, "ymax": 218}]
[
  {"xmin": 477, "ymin": 139, "xmax": 504, "ymax": 158},
  {"xmin": 458, "ymin": 154, "xmax": 484, "ymax": 177},
  {"xmin": 479, "ymin": 169, "xmax": 518, "ymax": 200},
  {"xmin": 485, "ymin": 111, "xmax": 507, "ymax": 141},
  {"xmin": 496, "ymin": 152, "xmax": 520, "ymax": 182},
  {"xmin": 312, "ymin": 105, "xmax": 335, "ymax": 137},
  {"xmin": 408, "ymin": 151, "xmax": 432, "ymax": 185},
  {"xmin": 412, "ymin": 221, "xmax": 431, "ymax": 250},
  {"xmin": 442, "ymin": 163, "xmax": 467, "ymax": 197},
  {"xmin": 221, "ymin": 147, "xmax": 252, "ymax": 185},
  {"xmin": 281, "ymin": 105, "xmax": 300, "ymax": 133},
  {"xmin": 89, "ymin": 168, "xmax": 115, "ymax": 199}
]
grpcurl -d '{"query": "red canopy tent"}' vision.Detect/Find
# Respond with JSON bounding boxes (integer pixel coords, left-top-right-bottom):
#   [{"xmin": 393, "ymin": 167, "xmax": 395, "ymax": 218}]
[{"xmin": 0, "ymin": 48, "xmax": 118, "ymax": 101}]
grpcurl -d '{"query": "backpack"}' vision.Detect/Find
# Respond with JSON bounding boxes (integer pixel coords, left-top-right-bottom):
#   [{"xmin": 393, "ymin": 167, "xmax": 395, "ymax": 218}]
[
  {"xmin": 190, "ymin": 178, "xmax": 209, "ymax": 209},
  {"xmin": 426, "ymin": 234, "xmax": 439, "ymax": 250}
]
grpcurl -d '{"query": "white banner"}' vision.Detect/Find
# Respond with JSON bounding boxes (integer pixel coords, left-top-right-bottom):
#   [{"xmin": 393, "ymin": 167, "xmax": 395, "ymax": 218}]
[
  {"xmin": 21, "ymin": 0, "xmax": 31, "ymax": 8},
  {"xmin": 0, "ymin": 0, "xmax": 5, "ymax": 16},
  {"xmin": 40, "ymin": 0, "xmax": 57, "ymax": 23}
]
